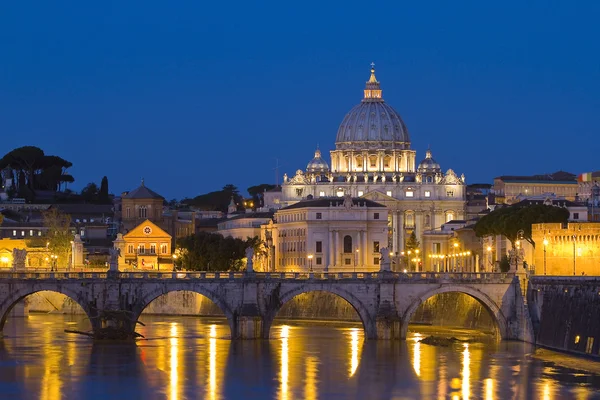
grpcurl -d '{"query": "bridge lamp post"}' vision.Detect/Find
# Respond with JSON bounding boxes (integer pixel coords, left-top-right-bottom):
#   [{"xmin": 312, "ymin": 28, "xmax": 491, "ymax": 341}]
[
  {"xmin": 543, "ymin": 238, "xmax": 548, "ymax": 275},
  {"xmin": 486, "ymin": 245, "xmax": 493, "ymax": 272},
  {"xmin": 307, "ymin": 254, "xmax": 313, "ymax": 272},
  {"xmin": 355, "ymin": 248, "xmax": 359, "ymax": 272},
  {"xmin": 172, "ymin": 254, "xmax": 178, "ymax": 272}
]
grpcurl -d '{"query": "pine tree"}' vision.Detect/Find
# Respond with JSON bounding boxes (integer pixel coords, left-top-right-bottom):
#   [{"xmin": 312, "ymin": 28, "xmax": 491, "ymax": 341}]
[{"xmin": 99, "ymin": 176, "xmax": 110, "ymax": 204}]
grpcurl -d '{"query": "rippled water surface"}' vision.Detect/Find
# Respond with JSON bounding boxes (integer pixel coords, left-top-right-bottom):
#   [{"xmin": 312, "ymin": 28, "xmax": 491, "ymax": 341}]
[{"xmin": 1, "ymin": 314, "xmax": 600, "ymax": 399}]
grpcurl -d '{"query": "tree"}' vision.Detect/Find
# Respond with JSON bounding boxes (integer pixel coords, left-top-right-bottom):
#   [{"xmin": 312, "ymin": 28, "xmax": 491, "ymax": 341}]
[
  {"xmin": 405, "ymin": 231, "xmax": 420, "ymax": 253},
  {"xmin": 81, "ymin": 183, "xmax": 99, "ymax": 203},
  {"xmin": 176, "ymin": 232, "xmax": 262, "ymax": 271},
  {"xmin": 247, "ymin": 183, "xmax": 276, "ymax": 208},
  {"xmin": 41, "ymin": 208, "xmax": 73, "ymax": 267},
  {"xmin": 499, "ymin": 255, "xmax": 511, "ymax": 273},
  {"xmin": 0, "ymin": 146, "xmax": 74, "ymax": 199},
  {"xmin": 99, "ymin": 176, "xmax": 110, "ymax": 204},
  {"xmin": 474, "ymin": 204, "xmax": 569, "ymax": 246},
  {"xmin": 181, "ymin": 184, "xmax": 245, "ymax": 212}
]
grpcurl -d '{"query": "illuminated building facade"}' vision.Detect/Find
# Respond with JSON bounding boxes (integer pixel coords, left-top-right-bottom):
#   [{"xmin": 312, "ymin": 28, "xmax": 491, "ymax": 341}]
[
  {"xmin": 264, "ymin": 66, "xmax": 466, "ymax": 254},
  {"xmin": 260, "ymin": 196, "xmax": 388, "ymax": 272},
  {"xmin": 532, "ymin": 222, "xmax": 600, "ymax": 276}
]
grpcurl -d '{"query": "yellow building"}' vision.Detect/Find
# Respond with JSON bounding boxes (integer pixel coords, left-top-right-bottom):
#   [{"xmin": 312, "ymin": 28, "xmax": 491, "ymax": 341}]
[
  {"xmin": 532, "ymin": 222, "xmax": 600, "ymax": 276},
  {"xmin": 122, "ymin": 220, "xmax": 173, "ymax": 270},
  {"xmin": 0, "ymin": 238, "xmax": 50, "ymax": 269}
]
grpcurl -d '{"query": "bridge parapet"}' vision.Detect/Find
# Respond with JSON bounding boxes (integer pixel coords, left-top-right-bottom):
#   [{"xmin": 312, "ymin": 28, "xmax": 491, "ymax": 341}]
[{"xmin": 0, "ymin": 271, "xmax": 516, "ymax": 284}]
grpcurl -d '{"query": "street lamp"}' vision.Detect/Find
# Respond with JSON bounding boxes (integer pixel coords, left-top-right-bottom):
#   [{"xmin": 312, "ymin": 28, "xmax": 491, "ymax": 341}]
[
  {"xmin": 354, "ymin": 248, "xmax": 359, "ymax": 272},
  {"xmin": 486, "ymin": 245, "xmax": 493, "ymax": 272},
  {"xmin": 543, "ymin": 238, "xmax": 548, "ymax": 275},
  {"xmin": 172, "ymin": 254, "xmax": 178, "ymax": 272},
  {"xmin": 307, "ymin": 254, "xmax": 313, "ymax": 272}
]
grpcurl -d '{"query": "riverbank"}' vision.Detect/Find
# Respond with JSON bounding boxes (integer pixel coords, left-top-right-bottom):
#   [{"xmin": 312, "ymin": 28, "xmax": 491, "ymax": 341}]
[{"xmin": 531, "ymin": 348, "xmax": 600, "ymax": 374}]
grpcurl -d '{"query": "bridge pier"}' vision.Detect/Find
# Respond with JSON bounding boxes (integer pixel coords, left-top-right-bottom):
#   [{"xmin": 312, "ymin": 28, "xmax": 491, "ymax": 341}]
[{"xmin": 374, "ymin": 279, "xmax": 401, "ymax": 340}]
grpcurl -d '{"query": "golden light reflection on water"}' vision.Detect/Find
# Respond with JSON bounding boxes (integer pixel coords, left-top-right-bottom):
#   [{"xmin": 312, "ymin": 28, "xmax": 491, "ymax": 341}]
[
  {"xmin": 208, "ymin": 324, "xmax": 217, "ymax": 400},
  {"xmin": 349, "ymin": 328, "xmax": 360, "ymax": 377},
  {"xmin": 484, "ymin": 378, "xmax": 494, "ymax": 400},
  {"xmin": 305, "ymin": 356, "xmax": 318, "ymax": 400},
  {"xmin": 412, "ymin": 332, "xmax": 422, "ymax": 377},
  {"xmin": 462, "ymin": 343, "xmax": 471, "ymax": 400},
  {"xmin": 169, "ymin": 323, "xmax": 179, "ymax": 400},
  {"xmin": 279, "ymin": 325, "xmax": 290, "ymax": 400},
  {"xmin": 41, "ymin": 323, "xmax": 62, "ymax": 400}
]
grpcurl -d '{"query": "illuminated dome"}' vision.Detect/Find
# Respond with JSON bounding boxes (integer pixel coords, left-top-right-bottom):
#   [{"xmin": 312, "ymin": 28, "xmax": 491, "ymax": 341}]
[
  {"xmin": 306, "ymin": 148, "xmax": 329, "ymax": 174},
  {"xmin": 417, "ymin": 148, "xmax": 441, "ymax": 172},
  {"xmin": 335, "ymin": 66, "xmax": 410, "ymax": 150}
]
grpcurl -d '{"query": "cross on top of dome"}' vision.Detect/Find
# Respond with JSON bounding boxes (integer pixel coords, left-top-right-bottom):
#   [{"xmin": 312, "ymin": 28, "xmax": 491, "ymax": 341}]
[{"xmin": 364, "ymin": 63, "xmax": 382, "ymax": 101}]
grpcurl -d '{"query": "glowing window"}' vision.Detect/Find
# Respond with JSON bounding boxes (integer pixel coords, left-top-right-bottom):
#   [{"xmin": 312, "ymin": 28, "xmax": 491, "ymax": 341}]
[
  {"xmin": 386, "ymin": 191, "xmax": 392, "ymax": 197},
  {"xmin": 406, "ymin": 191, "xmax": 414, "ymax": 197},
  {"xmin": 425, "ymin": 191, "xmax": 431, "ymax": 198},
  {"xmin": 319, "ymin": 191, "xmax": 325, "ymax": 197},
  {"xmin": 358, "ymin": 191, "xmax": 364, "ymax": 196}
]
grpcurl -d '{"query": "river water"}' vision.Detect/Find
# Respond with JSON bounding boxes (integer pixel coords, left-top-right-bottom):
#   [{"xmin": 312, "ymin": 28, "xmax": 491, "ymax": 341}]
[{"xmin": 1, "ymin": 314, "xmax": 600, "ymax": 399}]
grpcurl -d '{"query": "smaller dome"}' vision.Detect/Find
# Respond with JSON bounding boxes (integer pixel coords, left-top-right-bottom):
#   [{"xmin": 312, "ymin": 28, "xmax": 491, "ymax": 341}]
[
  {"xmin": 417, "ymin": 148, "xmax": 441, "ymax": 172},
  {"xmin": 306, "ymin": 148, "xmax": 330, "ymax": 174}
]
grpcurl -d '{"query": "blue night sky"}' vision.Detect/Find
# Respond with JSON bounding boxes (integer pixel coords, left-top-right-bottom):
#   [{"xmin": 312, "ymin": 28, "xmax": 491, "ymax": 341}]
[{"xmin": 1, "ymin": 1, "xmax": 599, "ymax": 199}]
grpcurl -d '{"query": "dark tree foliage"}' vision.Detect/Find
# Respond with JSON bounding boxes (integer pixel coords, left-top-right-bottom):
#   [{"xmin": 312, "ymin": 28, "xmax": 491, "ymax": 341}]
[
  {"xmin": 474, "ymin": 204, "xmax": 569, "ymax": 246},
  {"xmin": 99, "ymin": 176, "xmax": 110, "ymax": 204},
  {"xmin": 499, "ymin": 255, "xmax": 511, "ymax": 273},
  {"xmin": 176, "ymin": 232, "xmax": 262, "ymax": 271},
  {"xmin": 0, "ymin": 146, "xmax": 74, "ymax": 200},
  {"xmin": 182, "ymin": 184, "xmax": 244, "ymax": 212},
  {"xmin": 81, "ymin": 183, "xmax": 99, "ymax": 203},
  {"xmin": 247, "ymin": 183, "xmax": 276, "ymax": 208}
]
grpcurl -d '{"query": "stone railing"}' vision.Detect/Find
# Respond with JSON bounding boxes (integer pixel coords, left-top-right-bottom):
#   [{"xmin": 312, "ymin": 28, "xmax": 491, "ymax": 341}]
[{"xmin": 0, "ymin": 270, "xmax": 516, "ymax": 283}]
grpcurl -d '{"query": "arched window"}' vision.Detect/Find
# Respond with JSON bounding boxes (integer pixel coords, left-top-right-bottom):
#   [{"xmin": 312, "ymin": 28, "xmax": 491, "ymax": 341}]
[
  {"xmin": 343, "ymin": 235, "xmax": 353, "ymax": 253},
  {"xmin": 426, "ymin": 176, "xmax": 433, "ymax": 183},
  {"xmin": 139, "ymin": 206, "xmax": 147, "ymax": 218},
  {"xmin": 425, "ymin": 214, "xmax": 431, "ymax": 226},
  {"xmin": 446, "ymin": 212, "xmax": 454, "ymax": 222}
]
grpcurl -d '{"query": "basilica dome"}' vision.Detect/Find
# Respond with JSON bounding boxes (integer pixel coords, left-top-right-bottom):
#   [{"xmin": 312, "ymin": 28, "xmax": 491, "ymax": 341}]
[
  {"xmin": 306, "ymin": 148, "xmax": 329, "ymax": 174},
  {"xmin": 335, "ymin": 67, "xmax": 410, "ymax": 150},
  {"xmin": 417, "ymin": 149, "xmax": 441, "ymax": 172}
]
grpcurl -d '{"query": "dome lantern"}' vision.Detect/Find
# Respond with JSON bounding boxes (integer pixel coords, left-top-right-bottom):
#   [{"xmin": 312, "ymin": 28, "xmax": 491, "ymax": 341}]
[{"xmin": 363, "ymin": 62, "xmax": 382, "ymax": 101}]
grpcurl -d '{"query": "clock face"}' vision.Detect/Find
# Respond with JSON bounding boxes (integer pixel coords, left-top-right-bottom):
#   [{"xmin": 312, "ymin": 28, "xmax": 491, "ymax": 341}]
[{"xmin": 143, "ymin": 226, "xmax": 152, "ymax": 235}]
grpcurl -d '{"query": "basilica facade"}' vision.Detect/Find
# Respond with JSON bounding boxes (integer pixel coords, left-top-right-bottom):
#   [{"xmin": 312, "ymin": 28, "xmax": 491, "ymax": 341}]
[{"xmin": 264, "ymin": 66, "xmax": 466, "ymax": 255}]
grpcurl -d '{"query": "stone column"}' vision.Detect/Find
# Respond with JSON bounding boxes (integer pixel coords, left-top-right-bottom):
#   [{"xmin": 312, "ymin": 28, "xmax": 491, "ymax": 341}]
[
  {"xmin": 398, "ymin": 212, "xmax": 405, "ymax": 250},
  {"xmin": 327, "ymin": 230, "xmax": 334, "ymax": 271},
  {"xmin": 335, "ymin": 230, "xmax": 341, "ymax": 268},
  {"xmin": 362, "ymin": 229, "xmax": 368, "ymax": 266},
  {"xmin": 356, "ymin": 230, "xmax": 362, "ymax": 268},
  {"xmin": 392, "ymin": 212, "xmax": 398, "ymax": 253}
]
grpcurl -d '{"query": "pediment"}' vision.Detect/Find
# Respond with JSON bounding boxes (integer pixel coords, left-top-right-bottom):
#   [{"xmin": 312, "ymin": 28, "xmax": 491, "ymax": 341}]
[
  {"xmin": 124, "ymin": 219, "xmax": 171, "ymax": 239},
  {"xmin": 361, "ymin": 190, "xmax": 399, "ymax": 204}
]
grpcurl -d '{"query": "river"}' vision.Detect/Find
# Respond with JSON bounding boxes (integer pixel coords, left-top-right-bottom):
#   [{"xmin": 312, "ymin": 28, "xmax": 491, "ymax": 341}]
[{"xmin": 1, "ymin": 314, "xmax": 599, "ymax": 399}]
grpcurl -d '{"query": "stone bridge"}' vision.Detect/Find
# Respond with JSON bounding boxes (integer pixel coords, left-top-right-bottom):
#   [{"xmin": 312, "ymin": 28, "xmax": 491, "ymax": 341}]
[{"xmin": 0, "ymin": 271, "xmax": 533, "ymax": 342}]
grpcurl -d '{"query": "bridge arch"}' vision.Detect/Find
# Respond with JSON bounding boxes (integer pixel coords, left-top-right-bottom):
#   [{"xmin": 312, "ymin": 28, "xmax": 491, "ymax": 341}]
[
  {"xmin": 132, "ymin": 286, "xmax": 236, "ymax": 336},
  {"xmin": 264, "ymin": 285, "xmax": 376, "ymax": 339},
  {"xmin": 400, "ymin": 285, "xmax": 508, "ymax": 340},
  {"xmin": 0, "ymin": 286, "xmax": 97, "ymax": 333}
]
